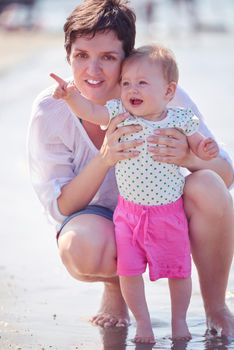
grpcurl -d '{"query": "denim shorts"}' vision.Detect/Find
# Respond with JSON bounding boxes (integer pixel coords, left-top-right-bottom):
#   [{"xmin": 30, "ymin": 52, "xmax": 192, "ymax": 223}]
[{"xmin": 56, "ymin": 205, "xmax": 113, "ymax": 240}]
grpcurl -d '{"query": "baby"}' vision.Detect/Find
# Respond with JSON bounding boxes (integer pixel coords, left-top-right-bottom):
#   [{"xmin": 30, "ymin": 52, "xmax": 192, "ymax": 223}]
[{"xmin": 51, "ymin": 44, "xmax": 219, "ymax": 344}]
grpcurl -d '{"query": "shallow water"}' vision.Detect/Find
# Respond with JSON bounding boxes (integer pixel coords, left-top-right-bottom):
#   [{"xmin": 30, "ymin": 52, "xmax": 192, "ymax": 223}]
[{"xmin": 0, "ymin": 3, "xmax": 234, "ymax": 349}]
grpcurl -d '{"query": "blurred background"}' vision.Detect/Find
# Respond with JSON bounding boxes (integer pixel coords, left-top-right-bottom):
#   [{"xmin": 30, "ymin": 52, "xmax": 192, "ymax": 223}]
[
  {"xmin": 1, "ymin": 0, "xmax": 234, "ymax": 82},
  {"xmin": 0, "ymin": 0, "xmax": 233, "ymax": 33},
  {"xmin": 0, "ymin": 1, "xmax": 234, "ymax": 349}
]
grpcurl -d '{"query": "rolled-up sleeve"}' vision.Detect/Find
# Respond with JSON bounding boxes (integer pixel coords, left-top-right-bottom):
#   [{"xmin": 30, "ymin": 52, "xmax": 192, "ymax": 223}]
[
  {"xmin": 170, "ymin": 86, "xmax": 234, "ymax": 187},
  {"xmin": 27, "ymin": 89, "xmax": 78, "ymax": 224},
  {"xmin": 171, "ymin": 87, "xmax": 233, "ymax": 162}
]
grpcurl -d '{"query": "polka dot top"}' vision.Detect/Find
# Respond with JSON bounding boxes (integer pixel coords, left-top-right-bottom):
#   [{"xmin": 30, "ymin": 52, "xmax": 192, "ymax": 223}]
[{"xmin": 105, "ymin": 99, "xmax": 200, "ymax": 206}]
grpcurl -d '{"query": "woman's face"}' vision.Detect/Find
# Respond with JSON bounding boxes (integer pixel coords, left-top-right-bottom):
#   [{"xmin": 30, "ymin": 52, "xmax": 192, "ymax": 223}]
[{"xmin": 69, "ymin": 31, "xmax": 125, "ymax": 105}]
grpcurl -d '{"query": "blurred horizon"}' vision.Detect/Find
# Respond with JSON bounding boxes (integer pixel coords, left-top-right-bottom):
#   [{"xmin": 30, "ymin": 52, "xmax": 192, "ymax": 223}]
[{"xmin": 0, "ymin": 0, "xmax": 234, "ymax": 35}]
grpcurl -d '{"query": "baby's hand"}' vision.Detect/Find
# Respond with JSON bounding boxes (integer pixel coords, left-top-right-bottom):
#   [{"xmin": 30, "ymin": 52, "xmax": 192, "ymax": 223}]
[
  {"xmin": 198, "ymin": 137, "xmax": 219, "ymax": 160},
  {"xmin": 50, "ymin": 73, "xmax": 78, "ymax": 100}
]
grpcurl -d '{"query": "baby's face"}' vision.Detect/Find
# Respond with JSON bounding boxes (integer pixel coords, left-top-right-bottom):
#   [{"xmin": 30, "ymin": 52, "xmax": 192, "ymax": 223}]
[{"xmin": 120, "ymin": 57, "xmax": 170, "ymax": 120}]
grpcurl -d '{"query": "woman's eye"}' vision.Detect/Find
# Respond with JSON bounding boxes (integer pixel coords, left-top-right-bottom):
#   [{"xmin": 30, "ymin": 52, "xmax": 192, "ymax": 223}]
[
  {"xmin": 75, "ymin": 52, "xmax": 88, "ymax": 59},
  {"xmin": 103, "ymin": 55, "xmax": 115, "ymax": 61}
]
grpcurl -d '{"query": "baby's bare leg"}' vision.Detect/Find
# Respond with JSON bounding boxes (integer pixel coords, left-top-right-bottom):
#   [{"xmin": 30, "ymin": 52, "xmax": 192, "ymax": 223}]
[
  {"xmin": 168, "ymin": 277, "xmax": 192, "ymax": 340},
  {"xmin": 120, "ymin": 275, "xmax": 156, "ymax": 344}
]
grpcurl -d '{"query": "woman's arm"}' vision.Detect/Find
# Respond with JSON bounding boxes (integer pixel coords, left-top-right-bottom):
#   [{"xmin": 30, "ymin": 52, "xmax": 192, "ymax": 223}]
[
  {"xmin": 57, "ymin": 152, "xmax": 111, "ymax": 216},
  {"xmin": 147, "ymin": 128, "xmax": 233, "ymax": 187},
  {"xmin": 57, "ymin": 114, "xmax": 143, "ymax": 216},
  {"xmin": 184, "ymin": 150, "xmax": 234, "ymax": 187}
]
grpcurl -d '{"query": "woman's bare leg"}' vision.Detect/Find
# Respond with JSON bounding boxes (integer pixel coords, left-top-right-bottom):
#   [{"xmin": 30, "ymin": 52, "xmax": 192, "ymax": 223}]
[
  {"xmin": 184, "ymin": 170, "xmax": 234, "ymax": 336},
  {"xmin": 120, "ymin": 275, "xmax": 155, "ymax": 344},
  {"xmin": 58, "ymin": 214, "xmax": 129, "ymax": 327},
  {"xmin": 168, "ymin": 277, "xmax": 192, "ymax": 340}
]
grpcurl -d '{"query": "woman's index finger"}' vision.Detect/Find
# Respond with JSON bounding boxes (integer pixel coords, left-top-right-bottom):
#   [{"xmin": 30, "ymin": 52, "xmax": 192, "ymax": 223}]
[
  {"xmin": 107, "ymin": 113, "xmax": 129, "ymax": 133},
  {"xmin": 154, "ymin": 127, "xmax": 182, "ymax": 138}
]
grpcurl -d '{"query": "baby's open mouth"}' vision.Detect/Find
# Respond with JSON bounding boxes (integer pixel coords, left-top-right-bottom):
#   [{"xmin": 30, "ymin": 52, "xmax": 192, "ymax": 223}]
[{"xmin": 130, "ymin": 98, "xmax": 143, "ymax": 106}]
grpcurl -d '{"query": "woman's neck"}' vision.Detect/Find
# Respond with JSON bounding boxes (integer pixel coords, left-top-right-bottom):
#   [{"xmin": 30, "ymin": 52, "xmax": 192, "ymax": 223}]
[{"xmin": 82, "ymin": 120, "xmax": 105, "ymax": 150}]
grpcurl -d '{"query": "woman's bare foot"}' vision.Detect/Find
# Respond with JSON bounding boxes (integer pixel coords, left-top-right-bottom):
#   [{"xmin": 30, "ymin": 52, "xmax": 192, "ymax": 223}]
[
  {"xmin": 206, "ymin": 306, "xmax": 234, "ymax": 337},
  {"xmin": 90, "ymin": 281, "xmax": 130, "ymax": 328},
  {"xmin": 171, "ymin": 319, "xmax": 192, "ymax": 341},
  {"xmin": 132, "ymin": 320, "xmax": 156, "ymax": 344}
]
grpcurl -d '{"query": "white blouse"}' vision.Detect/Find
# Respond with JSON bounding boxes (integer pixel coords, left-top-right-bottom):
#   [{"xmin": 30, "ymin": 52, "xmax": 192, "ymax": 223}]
[
  {"xmin": 27, "ymin": 85, "xmax": 118, "ymax": 226},
  {"xmin": 27, "ymin": 85, "xmax": 233, "ymax": 226}
]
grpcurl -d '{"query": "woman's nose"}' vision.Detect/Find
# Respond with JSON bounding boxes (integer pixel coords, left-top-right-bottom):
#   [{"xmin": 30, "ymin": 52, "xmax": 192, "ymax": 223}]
[{"xmin": 86, "ymin": 59, "xmax": 101, "ymax": 75}]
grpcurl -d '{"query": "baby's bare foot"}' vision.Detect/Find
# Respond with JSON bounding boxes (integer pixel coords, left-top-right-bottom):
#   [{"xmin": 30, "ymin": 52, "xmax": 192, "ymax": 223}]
[
  {"xmin": 171, "ymin": 319, "xmax": 191, "ymax": 341},
  {"xmin": 133, "ymin": 335, "xmax": 156, "ymax": 344},
  {"xmin": 132, "ymin": 320, "xmax": 156, "ymax": 344}
]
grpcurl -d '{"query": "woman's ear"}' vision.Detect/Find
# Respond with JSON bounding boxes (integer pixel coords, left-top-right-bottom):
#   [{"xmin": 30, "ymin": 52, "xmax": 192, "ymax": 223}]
[{"xmin": 165, "ymin": 81, "xmax": 177, "ymax": 101}]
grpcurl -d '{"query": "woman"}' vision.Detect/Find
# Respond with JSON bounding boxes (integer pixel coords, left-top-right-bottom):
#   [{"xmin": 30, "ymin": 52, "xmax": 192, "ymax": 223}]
[{"xmin": 28, "ymin": 0, "xmax": 234, "ymax": 335}]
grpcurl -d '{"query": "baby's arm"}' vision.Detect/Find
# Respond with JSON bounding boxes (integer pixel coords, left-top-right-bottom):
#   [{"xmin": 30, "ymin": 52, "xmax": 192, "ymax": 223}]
[
  {"xmin": 187, "ymin": 132, "xmax": 219, "ymax": 160},
  {"xmin": 50, "ymin": 73, "xmax": 110, "ymax": 127}
]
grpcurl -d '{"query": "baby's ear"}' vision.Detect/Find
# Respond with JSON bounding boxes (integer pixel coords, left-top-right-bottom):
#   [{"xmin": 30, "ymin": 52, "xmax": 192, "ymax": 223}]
[{"xmin": 165, "ymin": 81, "xmax": 177, "ymax": 101}]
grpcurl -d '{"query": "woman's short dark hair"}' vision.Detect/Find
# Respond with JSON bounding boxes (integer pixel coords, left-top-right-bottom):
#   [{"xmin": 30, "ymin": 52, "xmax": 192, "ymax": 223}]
[{"xmin": 64, "ymin": 0, "xmax": 136, "ymax": 61}]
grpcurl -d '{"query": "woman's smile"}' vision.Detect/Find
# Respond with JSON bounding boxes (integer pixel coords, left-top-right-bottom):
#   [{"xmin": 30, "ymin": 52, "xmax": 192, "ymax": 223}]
[{"xmin": 85, "ymin": 79, "xmax": 104, "ymax": 87}]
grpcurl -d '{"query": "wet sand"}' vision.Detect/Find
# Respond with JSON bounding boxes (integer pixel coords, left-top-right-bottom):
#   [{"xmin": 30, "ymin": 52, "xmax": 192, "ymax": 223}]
[{"xmin": 0, "ymin": 26, "xmax": 234, "ymax": 350}]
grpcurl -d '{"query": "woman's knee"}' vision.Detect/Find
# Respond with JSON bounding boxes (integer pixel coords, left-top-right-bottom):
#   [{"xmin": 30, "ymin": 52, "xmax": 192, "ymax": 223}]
[
  {"xmin": 184, "ymin": 170, "xmax": 233, "ymax": 218},
  {"xmin": 58, "ymin": 230, "xmax": 83, "ymax": 273},
  {"xmin": 58, "ymin": 219, "xmax": 117, "ymax": 278}
]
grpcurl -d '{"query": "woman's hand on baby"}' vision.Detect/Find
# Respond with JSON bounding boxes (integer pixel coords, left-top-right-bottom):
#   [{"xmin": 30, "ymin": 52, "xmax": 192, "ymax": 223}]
[
  {"xmin": 50, "ymin": 73, "xmax": 78, "ymax": 100},
  {"xmin": 100, "ymin": 113, "xmax": 143, "ymax": 167},
  {"xmin": 147, "ymin": 127, "xmax": 190, "ymax": 166}
]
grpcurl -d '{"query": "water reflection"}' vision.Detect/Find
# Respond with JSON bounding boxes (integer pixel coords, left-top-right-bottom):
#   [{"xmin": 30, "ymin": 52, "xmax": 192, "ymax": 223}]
[
  {"xmin": 99, "ymin": 326, "xmax": 128, "ymax": 350},
  {"xmin": 99, "ymin": 326, "xmax": 155, "ymax": 350},
  {"xmin": 98, "ymin": 326, "xmax": 234, "ymax": 350},
  {"xmin": 171, "ymin": 339, "xmax": 189, "ymax": 350},
  {"xmin": 204, "ymin": 333, "xmax": 234, "ymax": 350},
  {"xmin": 134, "ymin": 343, "xmax": 155, "ymax": 350}
]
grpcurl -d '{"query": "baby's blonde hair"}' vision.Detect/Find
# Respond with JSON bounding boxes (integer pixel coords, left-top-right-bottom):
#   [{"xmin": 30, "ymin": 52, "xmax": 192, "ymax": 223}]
[{"xmin": 122, "ymin": 44, "xmax": 179, "ymax": 83}]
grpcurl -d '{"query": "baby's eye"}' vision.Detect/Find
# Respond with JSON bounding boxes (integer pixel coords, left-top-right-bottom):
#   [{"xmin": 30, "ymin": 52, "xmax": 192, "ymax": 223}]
[
  {"xmin": 139, "ymin": 80, "xmax": 147, "ymax": 85},
  {"xmin": 122, "ymin": 81, "xmax": 129, "ymax": 87}
]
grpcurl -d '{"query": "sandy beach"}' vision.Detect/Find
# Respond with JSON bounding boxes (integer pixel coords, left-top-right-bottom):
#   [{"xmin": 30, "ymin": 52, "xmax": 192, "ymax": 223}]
[{"xmin": 0, "ymin": 13, "xmax": 234, "ymax": 350}]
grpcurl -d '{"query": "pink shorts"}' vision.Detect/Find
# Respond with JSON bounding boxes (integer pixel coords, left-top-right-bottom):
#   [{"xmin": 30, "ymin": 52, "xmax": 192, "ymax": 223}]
[{"xmin": 113, "ymin": 196, "xmax": 191, "ymax": 281}]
